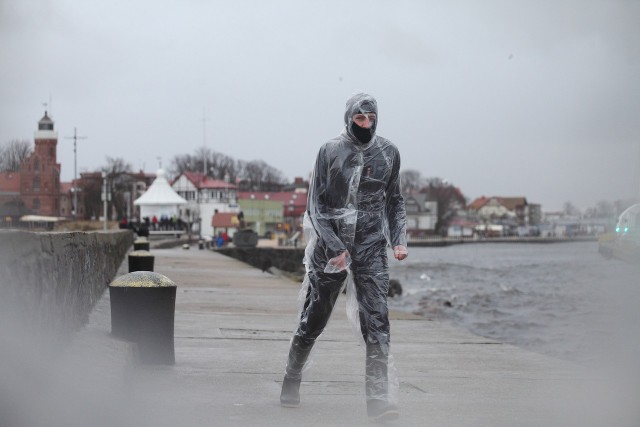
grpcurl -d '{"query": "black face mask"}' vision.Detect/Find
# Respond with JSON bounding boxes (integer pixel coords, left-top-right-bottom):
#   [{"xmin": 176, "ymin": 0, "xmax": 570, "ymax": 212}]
[{"xmin": 351, "ymin": 121, "xmax": 373, "ymax": 144}]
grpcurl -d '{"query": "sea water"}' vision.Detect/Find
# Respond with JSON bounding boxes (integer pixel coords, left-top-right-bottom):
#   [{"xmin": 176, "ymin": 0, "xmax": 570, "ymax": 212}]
[{"xmin": 388, "ymin": 241, "xmax": 639, "ymax": 362}]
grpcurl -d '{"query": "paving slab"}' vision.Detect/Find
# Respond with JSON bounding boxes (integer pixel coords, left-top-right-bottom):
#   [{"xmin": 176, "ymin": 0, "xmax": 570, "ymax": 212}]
[{"xmin": 27, "ymin": 246, "xmax": 640, "ymax": 427}]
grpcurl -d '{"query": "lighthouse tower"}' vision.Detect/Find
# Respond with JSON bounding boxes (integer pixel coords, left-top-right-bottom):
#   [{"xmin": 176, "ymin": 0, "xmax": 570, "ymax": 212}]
[{"xmin": 19, "ymin": 111, "xmax": 62, "ymax": 216}]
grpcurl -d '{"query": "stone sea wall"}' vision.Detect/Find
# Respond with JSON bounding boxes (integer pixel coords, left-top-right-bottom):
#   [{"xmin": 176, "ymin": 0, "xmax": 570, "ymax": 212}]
[
  {"xmin": 216, "ymin": 246, "xmax": 306, "ymax": 275},
  {"xmin": 0, "ymin": 230, "xmax": 133, "ymax": 351}
]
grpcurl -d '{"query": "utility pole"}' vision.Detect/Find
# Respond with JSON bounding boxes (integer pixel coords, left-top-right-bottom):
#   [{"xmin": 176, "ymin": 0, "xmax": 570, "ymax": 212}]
[
  {"xmin": 64, "ymin": 128, "xmax": 87, "ymax": 220},
  {"xmin": 202, "ymin": 108, "xmax": 209, "ymax": 175},
  {"xmin": 101, "ymin": 171, "xmax": 111, "ymax": 231}
]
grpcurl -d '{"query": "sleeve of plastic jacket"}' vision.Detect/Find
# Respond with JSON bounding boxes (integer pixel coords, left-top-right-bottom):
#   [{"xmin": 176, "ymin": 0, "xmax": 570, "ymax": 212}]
[
  {"xmin": 385, "ymin": 148, "xmax": 407, "ymax": 248},
  {"xmin": 307, "ymin": 144, "xmax": 347, "ymax": 260}
]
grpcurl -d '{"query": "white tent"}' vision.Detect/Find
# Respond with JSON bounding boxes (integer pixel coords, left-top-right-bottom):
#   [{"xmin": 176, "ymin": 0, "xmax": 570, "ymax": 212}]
[{"xmin": 134, "ymin": 169, "xmax": 187, "ymax": 220}]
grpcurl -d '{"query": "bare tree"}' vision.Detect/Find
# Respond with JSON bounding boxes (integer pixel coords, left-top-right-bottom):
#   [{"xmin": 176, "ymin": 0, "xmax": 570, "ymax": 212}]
[
  {"xmin": 169, "ymin": 148, "xmax": 240, "ymax": 182},
  {"xmin": 209, "ymin": 151, "xmax": 238, "ymax": 182},
  {"xmin": 400, "ymin": 169, "xmax": 423, "ymax": 194},
  {"xmin": 420, "ymin": 177, "xmax": 467, "ymax": 234},
  {"xmin": 238, "ymin": 160, "xmax": 263, "ymax": 190},
  {"xmin": 562, "ymin": 201, "xmax": 581, "ymax": 217},
  {"xmin": 168, "ymin": 153, "xmax": 194, "ymax": 176},
  {"xmin": 104, "ymin": 156, "xmax": 132, "ymax": 175},
  {"xmin": 169, "ymin": 148, "xmax": 287, "ymax": 191},
  {"xmin": 595, "ymin": 200, "xmax": 615, "ymax": 218},
  {"xmin": 237, "ymin": 160, "xmax": 287, "ymax": 191},
  {"xmin": 103, "ymin": 157, "xmax": 133, "ymax": 220},
  {"xmin": 78, "ymin": 173, "xmax": 102, "ymax": 220},
  {"xmin": 584, "ymin": 200, "xmax": 616, "ymax": 219},
  {"xmin": 0, "ymin": 139, "xmax": 32, "ymax": 171}
]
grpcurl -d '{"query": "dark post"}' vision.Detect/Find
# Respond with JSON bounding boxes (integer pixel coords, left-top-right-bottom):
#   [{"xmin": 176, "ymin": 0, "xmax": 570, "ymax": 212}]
[
  {"xmin": 109, "ymin": 271, "xmax": 177, "ymax": 364},
  {"xmin": 128, "ymin": 250, "xmax": 155, "ymax": 272},
  {"xmin": 133, "ymin": 238, "xmax": 150, "ymax": 251}
]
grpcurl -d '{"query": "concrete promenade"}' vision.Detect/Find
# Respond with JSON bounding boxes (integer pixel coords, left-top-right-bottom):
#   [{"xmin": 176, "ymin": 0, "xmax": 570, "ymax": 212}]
[{"xmin": 27, "ymin": 246, "xmax": 636, "ymax": 427}]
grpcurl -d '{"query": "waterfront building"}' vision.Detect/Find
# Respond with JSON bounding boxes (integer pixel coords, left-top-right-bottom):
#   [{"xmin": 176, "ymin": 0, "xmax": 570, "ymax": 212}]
[
  {"xmin": 0, "ymin": 171, "xmax": 23, "ymax": 225},
  {"xmin": 62, "ymin": 170, "xmax": 155, "ymax": 221},
  {"xmin": 237, "ymin": 191, "xmax": 307, "ymax": 238},
  {"xmin": 0, "ymin": 112, "xmax": 62, "ymax": 224},
  {"xmin": 237, "ymin": 194, "xmax": 284, "ymax": 237},
  {"xmin": 211, "ymin": 212, "xmax": 239, "ymax": 238},
  {"xmin": 467, "ymin": 196, "xmax": 536, "ymax": 226},
  {"xmin": 403, "ymin": 192, "xmax": 438, "ymax": 238},
  {"xmin": 58, "ymin": 182, "xmax": 74, "ymax": 218},
  {"xmin": 171, "ymin": 171, "xmax": 238, "ymax": 238}
]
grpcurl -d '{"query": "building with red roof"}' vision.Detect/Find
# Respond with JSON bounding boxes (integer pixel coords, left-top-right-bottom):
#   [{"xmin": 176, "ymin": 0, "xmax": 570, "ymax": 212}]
[
  {"xmin": 171, "ymin": 171, "xmax": 239, "ymax": 237},
  {"xmin": 0, "ymin": 172, "xmax": 24, "ymax": 224},
  {"xmin": 237, "ymin": 190, "xmax": 307, "ymax": 237},
  {"xmin": 0, "ymin": 112, "xmax": 64, "ymax": 224},
  {"xmin": 467, "ymin": 196, "xmax": 540, "ymax": 227}
]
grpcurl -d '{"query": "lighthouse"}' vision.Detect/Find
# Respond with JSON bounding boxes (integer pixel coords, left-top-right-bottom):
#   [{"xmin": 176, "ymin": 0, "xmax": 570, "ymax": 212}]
[{"xmin": 19, "ymin": 112, "xmax": 62, "ymax": 216}]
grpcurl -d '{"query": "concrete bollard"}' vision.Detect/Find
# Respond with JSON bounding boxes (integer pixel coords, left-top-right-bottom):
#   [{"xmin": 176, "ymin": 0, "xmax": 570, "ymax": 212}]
[
  {"xmin": 133, "ymin": 238, "xmax": 150, "ymax": 251},
  {"xmin": 109, "ymin": 271, "xmax": 177, "ymax": 364},
  {"xmin": 128, "ymin": 250, "xmax": 155, "ymax": 272}
]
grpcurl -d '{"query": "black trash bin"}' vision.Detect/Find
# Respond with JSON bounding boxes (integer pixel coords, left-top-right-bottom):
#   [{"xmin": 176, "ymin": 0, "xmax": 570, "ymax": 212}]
[
  {"xmin": 109, "ymin": 271, "xmax": 177, "ymax": 364},
  {"xmin": 128, "ymin": 250, "xmax": 154, "ymax": 272}
]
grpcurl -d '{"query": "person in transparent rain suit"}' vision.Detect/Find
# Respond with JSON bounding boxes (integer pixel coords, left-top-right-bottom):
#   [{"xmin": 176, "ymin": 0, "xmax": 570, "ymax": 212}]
[{"xmin": 280, "ymin": 93, "xmax": 408, "ymax": 422}]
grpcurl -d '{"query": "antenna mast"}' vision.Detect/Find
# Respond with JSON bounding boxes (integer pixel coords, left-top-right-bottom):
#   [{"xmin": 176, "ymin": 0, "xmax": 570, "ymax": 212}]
[
  {"xmin": 202, "ymin": 108, "xmax": 209, "ymax": 175},
  {"xmin": 64, "ymin": 128, "xmax": 88, "ymax": 220}
]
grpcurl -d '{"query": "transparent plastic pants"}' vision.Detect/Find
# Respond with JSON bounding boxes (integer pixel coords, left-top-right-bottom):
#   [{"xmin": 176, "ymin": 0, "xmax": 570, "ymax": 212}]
[{"xmin": 284, "ymin": 244, "xmax": 399, "ymax": 404}]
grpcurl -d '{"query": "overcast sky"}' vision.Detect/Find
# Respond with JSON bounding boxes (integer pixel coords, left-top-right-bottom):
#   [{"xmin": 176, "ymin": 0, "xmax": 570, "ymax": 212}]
[{"xmin": 1, "ymin": 0, "xmax": 639, "ymax": 211}]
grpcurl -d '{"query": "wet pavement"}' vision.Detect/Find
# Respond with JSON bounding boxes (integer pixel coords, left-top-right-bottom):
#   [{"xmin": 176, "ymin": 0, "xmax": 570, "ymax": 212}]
[{"xmin": 25, "ymin": 246, "xmax": 638, "ymax": 427}]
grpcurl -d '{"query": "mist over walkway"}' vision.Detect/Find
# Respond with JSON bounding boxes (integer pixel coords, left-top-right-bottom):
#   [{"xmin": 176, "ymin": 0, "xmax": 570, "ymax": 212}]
[{"xmin": 15, "ymin": 246, "xmax": 638, "ymax": 427}]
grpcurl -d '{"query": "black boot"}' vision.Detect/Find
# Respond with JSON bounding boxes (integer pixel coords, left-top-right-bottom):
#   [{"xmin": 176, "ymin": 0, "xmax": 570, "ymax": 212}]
[
  {"xmin": 366, "ymin": 399, "xmax": 399, "ymax": 422},
  {"xmin": 280, "ymin": 375, "xmax": 301, "ymax": 407},
  {"xmin": 365, "ymin": 344, "xmax": 399, "ymax": 422},
  {"xmin": 280, "ymin": 336, "xmax": 314, "ymax": 407}
]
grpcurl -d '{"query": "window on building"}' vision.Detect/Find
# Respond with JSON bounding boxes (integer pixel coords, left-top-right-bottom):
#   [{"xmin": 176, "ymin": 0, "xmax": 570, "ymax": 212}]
[
  {"xmin": 33, "ymin": 177, "xmax": 40, "ymax": 192},
  {"xmin": 34, "ymin": 157, "xmax": 40, "ymax": 171},
  {"xmin": 33, "ymin": 198, "xmax": 40, "ymax": 209}
]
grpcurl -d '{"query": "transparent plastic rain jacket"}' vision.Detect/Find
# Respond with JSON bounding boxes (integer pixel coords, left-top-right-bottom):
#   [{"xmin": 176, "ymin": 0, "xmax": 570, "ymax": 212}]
[{"xmin": 284, "ymin": 93, "xmax": 407, "ymax": 404}]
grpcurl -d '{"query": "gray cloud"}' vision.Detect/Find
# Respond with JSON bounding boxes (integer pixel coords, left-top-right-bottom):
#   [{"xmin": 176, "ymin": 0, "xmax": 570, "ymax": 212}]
[{"xmin": 1, "ymin": 0, "xmax": 638, "ymax": 211}]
